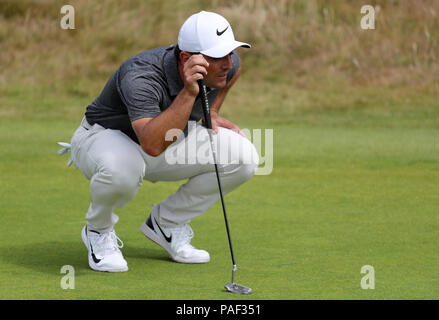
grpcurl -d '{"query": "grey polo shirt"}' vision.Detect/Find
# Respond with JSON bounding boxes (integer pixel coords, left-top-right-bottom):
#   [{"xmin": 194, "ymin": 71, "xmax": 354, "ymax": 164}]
[{"xmin": 85, "ymin": 44, "xmax": 240, "ymax": 143}]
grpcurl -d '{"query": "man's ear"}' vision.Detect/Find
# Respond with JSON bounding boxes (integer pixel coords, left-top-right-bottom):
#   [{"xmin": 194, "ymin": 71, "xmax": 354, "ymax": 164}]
[{"xmin": 179, "ymin": 51, "xmax": 192, "ymax": 65}]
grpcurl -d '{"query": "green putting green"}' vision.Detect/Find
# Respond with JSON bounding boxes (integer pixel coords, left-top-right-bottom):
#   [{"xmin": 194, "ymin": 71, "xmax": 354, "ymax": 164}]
[{"xmin": 0, "ymin": 118, "xmax": 437, "ymax": 299}]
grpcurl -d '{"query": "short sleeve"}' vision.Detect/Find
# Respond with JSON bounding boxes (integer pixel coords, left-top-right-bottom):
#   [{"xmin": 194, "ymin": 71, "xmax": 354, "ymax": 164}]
[
  {"xmin": 227, "ymin": 50, "xmax": 241, "ymax": 82},
  {"xmin": 117, "ymin": 70, "xmax": 163, "ymax": 121}
]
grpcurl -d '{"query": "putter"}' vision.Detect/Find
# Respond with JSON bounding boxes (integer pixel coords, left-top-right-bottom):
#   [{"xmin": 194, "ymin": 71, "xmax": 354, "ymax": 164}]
[{"xmin": 197, "ymin": 79, "xmax": 252, "ymax": 295}]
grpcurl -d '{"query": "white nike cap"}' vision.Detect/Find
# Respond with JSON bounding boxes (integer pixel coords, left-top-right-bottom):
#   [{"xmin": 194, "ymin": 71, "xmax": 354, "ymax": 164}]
[{"xmin": 178, "ymin": 11, "xmax": 251, "ymax": 58}]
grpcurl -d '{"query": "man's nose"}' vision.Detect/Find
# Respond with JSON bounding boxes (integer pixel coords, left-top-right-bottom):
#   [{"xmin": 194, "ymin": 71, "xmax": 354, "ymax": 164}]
[{"xmin": 221, "ymin": 54, "xmax": 233, "ymax": 70}]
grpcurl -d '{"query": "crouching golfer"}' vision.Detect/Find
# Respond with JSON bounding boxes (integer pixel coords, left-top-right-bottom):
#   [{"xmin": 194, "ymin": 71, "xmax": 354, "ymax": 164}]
[{"xmin": 60, "ymin": 11, "xmax": 259, "ymax": 272}]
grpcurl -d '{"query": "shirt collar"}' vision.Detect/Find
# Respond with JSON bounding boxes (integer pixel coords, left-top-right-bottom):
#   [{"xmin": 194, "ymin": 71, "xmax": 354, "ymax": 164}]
[{"xmin": 163, "ymin": 45, "xmax": 184, "ymax": 97}]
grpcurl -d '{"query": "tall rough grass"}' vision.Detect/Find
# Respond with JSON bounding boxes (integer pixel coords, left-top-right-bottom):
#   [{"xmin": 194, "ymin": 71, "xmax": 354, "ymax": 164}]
[
  {"xmin": 0, "ymin": 0, "xmax": 437, "ymax": 115},
  {"xmin": 217, "ymin": 0, "xmax": 438, "ymax": 86}
]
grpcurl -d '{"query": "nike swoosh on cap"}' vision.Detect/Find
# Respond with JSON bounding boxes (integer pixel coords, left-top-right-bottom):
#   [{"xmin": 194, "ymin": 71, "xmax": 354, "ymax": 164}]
[{"xmin": 216, "ymin": 26, "xmax": 228, "ymax": 36}]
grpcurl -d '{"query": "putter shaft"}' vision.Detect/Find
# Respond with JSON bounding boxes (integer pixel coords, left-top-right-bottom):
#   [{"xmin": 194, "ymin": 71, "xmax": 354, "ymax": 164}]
[
  {"xmin": 197, "ymin": 79, "xmax": 251, "ymax": 294},
  {"xmin": 198, "ymin": 79, "xmax": 236, "ymax": 267}
]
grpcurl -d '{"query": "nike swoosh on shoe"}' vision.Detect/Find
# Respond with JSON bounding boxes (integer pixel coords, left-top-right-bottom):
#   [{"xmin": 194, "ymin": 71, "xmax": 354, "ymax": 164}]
[
  {"xmin": 86, "ymin": 227, "xmax": 102, "ymax": 263},
  {"xmin": 149, "ymin": 215, "xmax": 172, "ymax": 243}
]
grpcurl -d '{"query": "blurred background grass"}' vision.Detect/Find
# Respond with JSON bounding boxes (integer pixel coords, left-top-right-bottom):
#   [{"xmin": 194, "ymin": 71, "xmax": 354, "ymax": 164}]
[{"xmin": 0, "ymin": 0, "xmax": 437, "ymax": 127}]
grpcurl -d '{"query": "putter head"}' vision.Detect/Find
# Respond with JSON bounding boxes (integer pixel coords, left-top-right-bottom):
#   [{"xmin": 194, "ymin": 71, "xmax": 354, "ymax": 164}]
[{"xmin": 224, "ymin": 282, "xmax": 252, "ymax": 295}]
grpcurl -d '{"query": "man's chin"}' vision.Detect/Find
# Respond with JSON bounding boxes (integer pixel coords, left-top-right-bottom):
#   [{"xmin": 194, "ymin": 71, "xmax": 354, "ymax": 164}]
[{"xmin": 207, "ymin": 79, "xmax": 227, "ymax": 89}]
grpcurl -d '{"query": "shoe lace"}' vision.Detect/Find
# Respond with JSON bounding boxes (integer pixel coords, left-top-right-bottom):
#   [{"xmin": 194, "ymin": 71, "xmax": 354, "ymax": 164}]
[
  {"xmin": 96, "ymin": 230, "xmax": 124, "ymax": 254},
  {"xmin": 171, "ymin": 224, "xmax": 194, "ymax": 249}
]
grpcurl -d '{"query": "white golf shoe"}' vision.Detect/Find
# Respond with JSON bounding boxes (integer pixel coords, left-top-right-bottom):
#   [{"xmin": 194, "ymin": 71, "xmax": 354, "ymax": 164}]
[
  {"xmin": 81, "ymin": 226, "xmax": 128, "ymax": 272},
  {"xmin": 140, "ymin": 214, "xmax": 210, "ymax": 264}
]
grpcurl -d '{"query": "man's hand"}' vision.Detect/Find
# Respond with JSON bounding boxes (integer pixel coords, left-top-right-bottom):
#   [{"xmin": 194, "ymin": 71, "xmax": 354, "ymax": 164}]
[
  {"xmin": 132, "ymin": 53, "xmax": 209, "ymax": 156},
  {"xmin": 182, "ymin": 54, "xmax": 209, "ymax": 97},
  {"xmin": 208, "ymin": 111, "xmax": 247, "ymax": 138}
]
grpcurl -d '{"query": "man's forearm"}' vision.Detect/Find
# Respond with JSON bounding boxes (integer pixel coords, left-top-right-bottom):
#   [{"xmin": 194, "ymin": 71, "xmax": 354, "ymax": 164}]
[{"xmin": 136, "ymin": 88, "xmax": 196, "ymax": 156}]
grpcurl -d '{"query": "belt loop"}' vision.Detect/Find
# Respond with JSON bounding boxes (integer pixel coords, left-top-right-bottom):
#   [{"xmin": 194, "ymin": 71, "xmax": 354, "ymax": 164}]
[{"xmin": 81, "ymin": 116, "xmax": 92, "ymax": 130}]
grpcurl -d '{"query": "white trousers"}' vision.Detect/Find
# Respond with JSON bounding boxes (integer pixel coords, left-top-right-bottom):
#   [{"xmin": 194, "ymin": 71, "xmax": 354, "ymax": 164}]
[{"xmin": 70, "ymin": 117, "xmax": 259, "ymax": 232}]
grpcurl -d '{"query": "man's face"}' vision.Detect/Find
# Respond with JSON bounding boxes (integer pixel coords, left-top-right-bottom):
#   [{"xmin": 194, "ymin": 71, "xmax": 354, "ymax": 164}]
[{"xmin": 203, "ymin": 53, "xmax": 233, "ymax": 88}]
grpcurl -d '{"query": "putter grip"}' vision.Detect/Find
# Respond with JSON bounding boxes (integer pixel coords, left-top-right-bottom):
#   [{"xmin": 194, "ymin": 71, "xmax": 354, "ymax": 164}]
[{"xmin": 197, "ymin": 79, "xmax": 212, "ymax": 130}]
